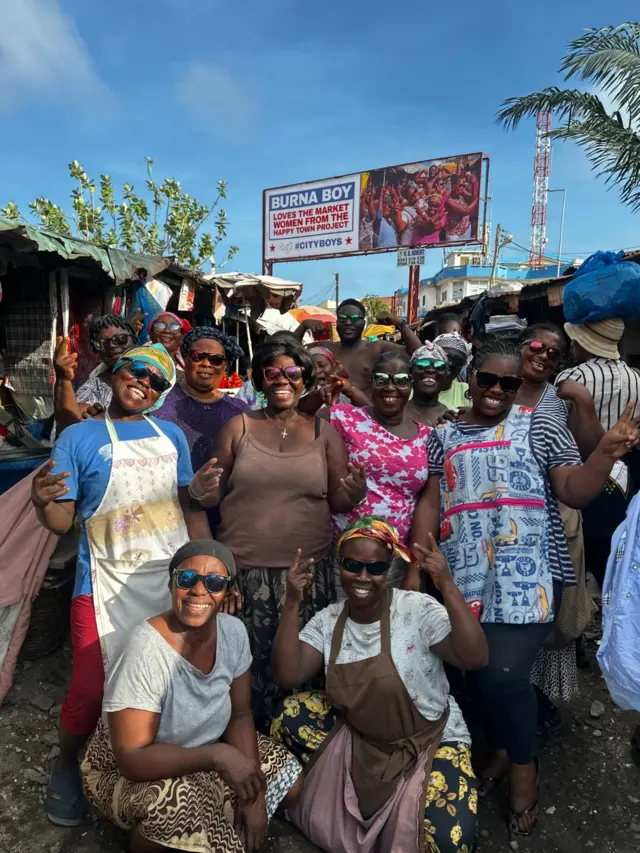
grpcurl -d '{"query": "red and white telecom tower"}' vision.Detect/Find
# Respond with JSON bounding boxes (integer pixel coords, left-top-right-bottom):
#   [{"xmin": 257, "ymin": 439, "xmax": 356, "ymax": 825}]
[{"xmin": 529, "ymin": 111, "xmax": 552, "ymax": 269}]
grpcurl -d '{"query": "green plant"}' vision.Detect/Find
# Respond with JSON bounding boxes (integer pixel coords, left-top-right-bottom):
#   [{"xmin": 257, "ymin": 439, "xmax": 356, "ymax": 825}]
[
  {"xmin": 362, "ymin": 293, "xmax": 392, "ymax": 324},
  {"xmin": 1, "ymin": 157, "xmax": 239, "ymax": 270},
  {"xmin": 497, "ymin": 23, "xmax": 640, "ymax": 211}
]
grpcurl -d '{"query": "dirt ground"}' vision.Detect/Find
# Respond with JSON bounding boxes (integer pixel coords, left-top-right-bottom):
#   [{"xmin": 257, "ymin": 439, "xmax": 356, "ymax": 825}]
[{"xmin": 1, "ymin": 633, "xmax": 639, "ymax": 853}]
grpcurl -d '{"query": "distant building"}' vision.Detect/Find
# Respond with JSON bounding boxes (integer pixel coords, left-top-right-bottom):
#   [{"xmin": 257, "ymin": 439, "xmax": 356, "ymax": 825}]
[
  {"xmin": 393, "ymin": 250, "xmax": 583, "ymax": 319},
  {"xmin": 318, "ymin": 299, "xmax": 337, "ymax": 311}
]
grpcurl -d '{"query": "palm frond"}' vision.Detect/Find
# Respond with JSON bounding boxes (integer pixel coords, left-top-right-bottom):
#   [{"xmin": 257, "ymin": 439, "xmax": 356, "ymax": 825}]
[
  {"xmin": 561, "ymin": 23, "xmax": 640, "ymax": 125},
  {"xmin": 496, "ymin": 88, "xmax": 607, "ymax": 130},
  {"xmin": 549, "ymin": 114, "xmax": 640, "ymax": 211}
]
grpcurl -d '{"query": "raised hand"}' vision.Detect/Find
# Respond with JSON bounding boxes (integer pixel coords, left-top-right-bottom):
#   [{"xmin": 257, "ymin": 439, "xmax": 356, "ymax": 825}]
[
  {"xmin": 129, "ymin": 309, "xmax": 147, "ymax": 337},
  {"xmin": 300, "ymin": 318, "xmax": 327, "ymax": 334},
  {"xmin": 54, "ymin": 337, "xmax": 77, "ymax": 382},
  {"xmin": 81, "ymin": 402, "xmax": 105, "ymax": 420},
  {"xmin": 597, "ymin": 401, "xmax": 640, "ymax": 460},
  {"xmin": 190, "ymin": 457, "xmax": 224, "ymax": 501},
  {"xmin": 285, "ymin": 549, "xmax": 314, "ymax": 604},
  {"xmin": 32, "ymin": 460, "xmax": 70, "ymax": 508},
  {"xmin": 376, "ymin": 312, "xmax": 400, "ymax": 327},
  {"xmin": 413, "ymin": 533, "xmax": 453, "ymax": 593},
  {"xmin": 340, "ymin": 462, "xmax": 367, "ymax": 506}
]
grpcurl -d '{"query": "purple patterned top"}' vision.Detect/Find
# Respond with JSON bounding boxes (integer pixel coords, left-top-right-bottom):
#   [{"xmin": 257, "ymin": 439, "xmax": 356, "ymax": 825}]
[{"xmin": 156, "ymin": 385, "xmax": 249, "ymax": 471}]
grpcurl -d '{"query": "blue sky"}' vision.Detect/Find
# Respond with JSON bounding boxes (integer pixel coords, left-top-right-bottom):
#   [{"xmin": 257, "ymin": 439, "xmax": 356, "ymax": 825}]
[{"xmin": 1, "ymin": 0, "xmax": 639, "ymax": 306}]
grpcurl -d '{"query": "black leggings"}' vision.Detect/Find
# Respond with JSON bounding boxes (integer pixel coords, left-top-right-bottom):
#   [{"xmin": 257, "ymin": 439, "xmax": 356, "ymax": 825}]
[{"xmin": 467, "ymin": 620, "xmax": 554, "ymax": 765}]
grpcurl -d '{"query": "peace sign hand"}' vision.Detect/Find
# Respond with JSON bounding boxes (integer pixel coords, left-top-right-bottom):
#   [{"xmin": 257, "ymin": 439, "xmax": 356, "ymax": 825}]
[
  {"xmin": 598, "ymin": 401, "xmax": 640, "ymax": 460},
  {"xmin": 413, "ymin": 534, "xmax": 453, "ymax": 593},
  {"xmin": 53, "ymin": 337, "xmax": 77, "ymax": 382},
  {"xmin": 340, "ymin": 462, "xmax": 367, "ymax": 507},
  {"xmin": 285, "ymin": 549, "xmax": 314, "ymax": 604},
  {"xmin": 32, "ymin": 460, "xmax": 70, "ymax": 508}
]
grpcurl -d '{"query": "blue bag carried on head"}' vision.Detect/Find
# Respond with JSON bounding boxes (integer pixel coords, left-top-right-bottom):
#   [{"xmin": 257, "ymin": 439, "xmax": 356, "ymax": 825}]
[{"xmin": 563, "ymin": 250, "xmax": 640, "ymax": 324}]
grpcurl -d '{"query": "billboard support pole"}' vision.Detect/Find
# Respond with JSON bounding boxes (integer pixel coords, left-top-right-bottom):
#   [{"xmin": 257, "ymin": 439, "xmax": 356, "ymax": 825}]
[{"xmin": 407, "ymin": 265, "xmax": 420, "ymax": 325}]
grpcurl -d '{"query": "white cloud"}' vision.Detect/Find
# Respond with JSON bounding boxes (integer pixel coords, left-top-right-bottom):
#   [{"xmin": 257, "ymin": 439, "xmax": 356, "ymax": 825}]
[
  {"xmin": 0, "ymin": 0, "xmax": 108, "ymax": 114},
  {"xmin": 173, "ymin": 63, "xmax": 253, "ymax": 128}
]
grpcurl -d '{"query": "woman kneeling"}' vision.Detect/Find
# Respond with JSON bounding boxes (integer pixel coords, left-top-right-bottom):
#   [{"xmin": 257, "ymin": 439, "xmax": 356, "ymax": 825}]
[
  {"xmin": 271, "ymin": 518, "xmax": 488, "ymax": 853},
  {"xmin": 81, "ymin": 540, "xmax": 302, "ymax": 853}
]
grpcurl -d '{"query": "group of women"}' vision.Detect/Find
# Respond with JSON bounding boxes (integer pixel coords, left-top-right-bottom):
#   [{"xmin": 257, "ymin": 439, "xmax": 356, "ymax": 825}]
[{"xmin": 31, "ymin": 307, "xmax": 639, "ymax": 853}]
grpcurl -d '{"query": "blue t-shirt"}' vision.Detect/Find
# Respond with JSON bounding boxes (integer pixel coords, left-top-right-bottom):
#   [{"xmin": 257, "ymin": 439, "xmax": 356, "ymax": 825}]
[{"xmin": 51, "ymin": 418, "xmax": 194, "ymax": 598}]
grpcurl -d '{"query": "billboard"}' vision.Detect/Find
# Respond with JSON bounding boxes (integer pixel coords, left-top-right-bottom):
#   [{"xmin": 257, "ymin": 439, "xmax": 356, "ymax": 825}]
[{"xmin": 263, "ymin": 152, "xmax": 487, "ymax": 264}]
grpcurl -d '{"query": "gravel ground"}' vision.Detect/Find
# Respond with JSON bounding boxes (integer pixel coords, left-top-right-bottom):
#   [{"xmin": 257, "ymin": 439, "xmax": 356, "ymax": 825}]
[{"xmin": 1, "ymin": 633, "xmax": 638, "ymax": 853}]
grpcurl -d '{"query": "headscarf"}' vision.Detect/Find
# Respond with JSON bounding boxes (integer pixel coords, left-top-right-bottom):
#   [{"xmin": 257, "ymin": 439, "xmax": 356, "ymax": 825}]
[
  {"xmin": 113, "ymin": 343, "xmax": 176, "ymax": 412},
  {"xmin": 410, "ymin": 340, "xmax": 448, "ymax": 366},
  {"xmin": 181, "ymin": 326, "xmax": 245, "ymax": 363},
  {"xmin": 433, "ymin": 333, "xmax": 473, "ymax": 367},
  {"xmin": 168, "ymin": 538, "xmax": 236, "ymax": 580},
  {"xmin": 337, "ymin": 516, "xmax": 413, "ymax": 563},
  {"xmin": 150, "ymin": 312, "xmax": 192, "ymax": 336},
  {"xmin": 308, "ymin": 345, "xmax": 337, "ymax": 365}
]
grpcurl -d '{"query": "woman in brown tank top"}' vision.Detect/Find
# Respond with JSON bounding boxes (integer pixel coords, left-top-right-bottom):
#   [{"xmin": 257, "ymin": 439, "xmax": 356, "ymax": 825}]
[{"xmin": 190, "ymin": 338, "xmax": 367, "ymax": 725}]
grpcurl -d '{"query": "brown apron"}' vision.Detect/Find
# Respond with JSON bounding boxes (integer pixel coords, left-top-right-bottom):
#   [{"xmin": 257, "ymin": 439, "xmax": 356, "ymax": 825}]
[{"xmin": 325, "ymin": 591, "xmax": 447, "ymax": 821}]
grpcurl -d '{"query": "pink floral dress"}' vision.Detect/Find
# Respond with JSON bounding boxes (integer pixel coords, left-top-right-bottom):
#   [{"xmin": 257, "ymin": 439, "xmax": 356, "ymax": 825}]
[{"xmin": 330, "ymin": 405, "xmax": 432, "ymax": 544}]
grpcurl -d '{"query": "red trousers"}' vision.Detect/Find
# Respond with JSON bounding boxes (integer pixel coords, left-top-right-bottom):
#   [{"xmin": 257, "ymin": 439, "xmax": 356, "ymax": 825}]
[{"xmin": 60, "ymin": 595, "xmax": 105, "ymax": 736}]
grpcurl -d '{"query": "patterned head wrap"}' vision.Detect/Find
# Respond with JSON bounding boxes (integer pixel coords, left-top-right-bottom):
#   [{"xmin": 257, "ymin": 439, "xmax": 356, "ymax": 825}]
[
  {"xmin": 150, "ymin": 312, "xmax": 192, "ymax": 336},
  {"xmin": 181, "ymin": 326, "xmax": 244, "ymax": 363},
  {"xmin": 337, "ymin": 516, "xmax": 413, "ymax": 563},
  {"xmin": 433, "ymin": 332, "xmax": 473, "ymax": 367},
  {"xmin": 410, "ymin": 340, "xmax": 448, "ymax": 366},
  {"xmin": 308, "ymin": 345, "xmax": 336, "ymax": 364},
  {"xmin": 113, "ymin": 343, "xmax": 176, "ymax": 412}
]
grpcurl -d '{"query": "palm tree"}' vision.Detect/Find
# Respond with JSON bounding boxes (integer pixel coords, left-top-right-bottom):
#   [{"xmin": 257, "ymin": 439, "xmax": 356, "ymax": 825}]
[{"xmin": 497, "ymin": 23, "xmax": 640, "ymax": 211}]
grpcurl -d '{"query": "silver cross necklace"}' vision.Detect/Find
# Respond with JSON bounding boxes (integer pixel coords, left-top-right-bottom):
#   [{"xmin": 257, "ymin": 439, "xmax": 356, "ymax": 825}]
[{"xmin": 263, "ymin": 408, "xmax": 296, "ymax": 439}]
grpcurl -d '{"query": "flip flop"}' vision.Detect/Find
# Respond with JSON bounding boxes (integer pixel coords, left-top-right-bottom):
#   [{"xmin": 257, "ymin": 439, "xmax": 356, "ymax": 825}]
[
  {"xmin": 45, "ymin": 765, "xmax": 89, "ymax": 827},
  {"xmin": 508, "ymin": 757, "xmax": 540, "ymax": 839}
]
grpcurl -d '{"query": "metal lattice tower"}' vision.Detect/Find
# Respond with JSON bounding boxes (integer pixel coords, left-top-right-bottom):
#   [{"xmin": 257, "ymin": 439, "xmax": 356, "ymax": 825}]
[{"xmin": 529, "ymin": 111, "xmax": 552, "ymax": 268}]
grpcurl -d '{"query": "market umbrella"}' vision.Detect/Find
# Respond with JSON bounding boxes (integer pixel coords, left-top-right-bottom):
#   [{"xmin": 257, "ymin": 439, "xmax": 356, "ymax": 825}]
[
  {"xmin": 290, "ymin": 306, "xmax": 337, "ymax": 324},
  {"xmin": 364, "ymin": 323, "xmax": 395, "ymax": 339}
]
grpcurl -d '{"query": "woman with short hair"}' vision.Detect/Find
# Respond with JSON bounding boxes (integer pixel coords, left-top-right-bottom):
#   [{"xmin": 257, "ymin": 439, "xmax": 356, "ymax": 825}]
[
  {"xmin": 190, "ymin": 337, "xmax": 367, "ymax": 725},
  {"xmin": 81, "ymin": 539, "xmax": 302, "ymax": 853}
]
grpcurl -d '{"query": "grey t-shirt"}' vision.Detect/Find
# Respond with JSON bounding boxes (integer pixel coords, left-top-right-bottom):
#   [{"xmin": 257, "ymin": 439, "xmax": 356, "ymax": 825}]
[{"xmin": 103, "ymin": 615, "xmax": 252, "ymax": 748}]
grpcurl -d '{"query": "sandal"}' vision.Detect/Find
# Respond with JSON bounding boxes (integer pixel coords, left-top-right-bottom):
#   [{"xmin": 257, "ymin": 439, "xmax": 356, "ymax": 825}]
[
  {"xmin": 45, "ymin": 765, "xmax": 88, "ymax": 827},
  {"xmin": 508, "ymin": 758, "xmax": 539, "ymax": 839}
]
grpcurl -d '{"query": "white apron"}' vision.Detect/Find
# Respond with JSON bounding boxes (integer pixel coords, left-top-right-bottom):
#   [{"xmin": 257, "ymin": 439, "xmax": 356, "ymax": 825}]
[{"xmin": 86, "ymin": 414, "xmax": 189, "ymax": 670}]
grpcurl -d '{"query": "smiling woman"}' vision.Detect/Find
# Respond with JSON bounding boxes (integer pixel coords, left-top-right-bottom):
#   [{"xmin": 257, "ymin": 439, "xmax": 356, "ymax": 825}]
[
  {"xmin": 33, "ymin": 343, "xmax": 212, "ymax": 828},
  {"xmin": 189, "ymin": 337, "xmax": 367, "ymax": 726},
  {"xmin": 80, "ymin": 539, "xmax": 303, "ymax": 853}
]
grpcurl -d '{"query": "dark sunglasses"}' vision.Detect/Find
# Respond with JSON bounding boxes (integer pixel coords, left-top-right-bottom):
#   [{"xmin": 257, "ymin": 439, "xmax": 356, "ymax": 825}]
[
  {"xmin": 413, "ymin": 358, "xmax": 448, "ymax": 373},
  {"xmin": 341, "ymin": 557, "xmax": 391, "ymax": 576},
  {"xmin": 153, "ymin": 321, "xmax": 182, "ymax": 332},
  {"xmin": 371, "ymin": 372, "xmax": 411, "ymax": 389},
  {"xmin": 526, "ymin": 340, "xmax": 562, "ymax": 361},
  {"xmin": 473, "ymin": 369, "xmax": 522, "ymax": 394},
  {"xmin": 93, "ymin": 333, "xmax": 131, "ymax": 351},
  {"xmin": 173, "ymin": 569, "xmax": 230, "ymax": 594},
  {"xmin": 263, "ymin": 365, "xmax": 303, "ymax": 382},
  {"xmin": 338, "ymin": 313, "xmax": 363, "ymax": 323},
  {"xmin": 188, "ymin": 349, "xmax": 226, "ymax": 366},
  {"xmin": 123, "ymin": 360, "xmax": 171, "ymax": 395}
]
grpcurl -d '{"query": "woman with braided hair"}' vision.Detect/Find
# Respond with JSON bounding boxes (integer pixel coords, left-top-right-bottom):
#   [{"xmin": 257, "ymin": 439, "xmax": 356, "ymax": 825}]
[
  {"xmin": 271, "ymin": 515, "xmax": 486, "ymax": 853},
  {"xmin": 156, "ymin": 326, "xmax": 249, "ymax": 473}
]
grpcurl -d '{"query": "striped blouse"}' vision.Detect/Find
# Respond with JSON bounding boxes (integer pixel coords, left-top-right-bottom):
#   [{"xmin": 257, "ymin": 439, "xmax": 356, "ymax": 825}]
[{"xmin": 556, "ymin": 357, "xmax": 640, "ymax": 431}]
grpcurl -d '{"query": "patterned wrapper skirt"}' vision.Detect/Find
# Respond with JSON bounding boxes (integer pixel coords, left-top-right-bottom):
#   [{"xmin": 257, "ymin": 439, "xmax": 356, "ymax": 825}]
[
  {"xmin": 271, "ymin": 691, "xmax": 478, "ymax": 853},
  {"xmin": 235, "ymin": 551, "xmax": 335, "ymax": 727},
  {"xmin": 81, "ymin": 720, "xmax": 301, "ymax": 853}
]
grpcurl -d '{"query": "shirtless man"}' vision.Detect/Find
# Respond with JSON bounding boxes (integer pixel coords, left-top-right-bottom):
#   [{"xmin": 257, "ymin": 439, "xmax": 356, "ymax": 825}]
[{"xmin": 323, "ymin": 298, "xmax": 422, "ymax": 391}]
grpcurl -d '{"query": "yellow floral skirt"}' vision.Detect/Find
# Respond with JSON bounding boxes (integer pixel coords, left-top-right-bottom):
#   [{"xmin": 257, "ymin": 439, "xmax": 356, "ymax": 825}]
[{"xmin": 271, "ymin": 691, "xmax": 477, "ymax": 853}]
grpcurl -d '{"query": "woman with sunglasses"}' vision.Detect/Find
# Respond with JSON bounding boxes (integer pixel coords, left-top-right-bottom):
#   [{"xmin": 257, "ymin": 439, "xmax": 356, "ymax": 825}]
[
  {"xmin": 323, "ymin": 351, "xmax": 432, "ymax": 589},
  {"xmin": 149, "ymin": 311, "xmax": 192, "ymax": 369},
  {"xmin": 33, "ymin": 344, "xmax": 211, "ymax": 828},
  {"xmin": 270, "ymin": 517, "xmax": 487, "ymax": 853},
  {"xmin": 190, "ymin": 337, "xmax": 367, "ymax": 727},
  {"xmin": 433, "ymin": 333, "xmax": 473, "ymax": 411},
  {"xmin": 54, "ymin": 314, "xmax": 139, "ymax": 430},
  {"xmin": 411, "ymin": 337, "xmax": 640, "ymax": 840},
  {"xmin": 156, "ymin": 327, "xmax": 249, "ymax": 474},
  {"xmin": 406, "ymin": 341, "xmax": 451, "ymax": 426},
  {"xmin": 80, "ymin": 539, "xmax": 302, "ymax": 853}
]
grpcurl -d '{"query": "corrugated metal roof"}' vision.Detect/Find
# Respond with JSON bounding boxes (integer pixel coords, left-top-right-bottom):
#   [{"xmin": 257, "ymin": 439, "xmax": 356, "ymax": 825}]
[{"xmin": 0, "ymin": 215, "xmax": 170, "ymax": 285}]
